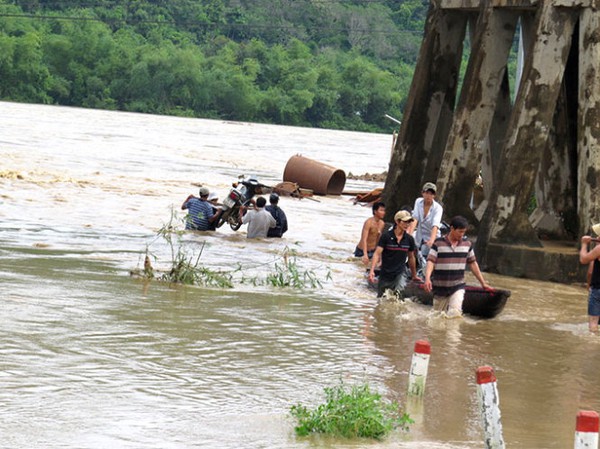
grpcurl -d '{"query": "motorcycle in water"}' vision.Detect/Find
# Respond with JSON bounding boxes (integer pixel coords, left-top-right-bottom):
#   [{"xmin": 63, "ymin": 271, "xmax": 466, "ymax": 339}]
[{"xmin": 216, "ymin": 178, "xmax": 267, "ymax": 231}]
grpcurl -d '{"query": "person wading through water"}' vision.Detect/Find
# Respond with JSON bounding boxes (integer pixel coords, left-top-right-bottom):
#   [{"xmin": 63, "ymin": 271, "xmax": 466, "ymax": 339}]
[
  {"xmin": 354, "ymin": 201, "xmax": 386, "ymax": 266},
  {"xmin": 368, "ymin": 210, "xmax": 420, "ymax": 298}
]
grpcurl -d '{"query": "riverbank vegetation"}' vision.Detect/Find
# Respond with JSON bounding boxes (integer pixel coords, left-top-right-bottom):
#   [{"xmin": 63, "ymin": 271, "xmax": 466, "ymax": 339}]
[
  {"xmin": 0, "ymin": 0, "xmax": 427, "ymax": 132},
  {"xmin": 290, "ymin": 380, "xmax": 412, "ymax": 440}
]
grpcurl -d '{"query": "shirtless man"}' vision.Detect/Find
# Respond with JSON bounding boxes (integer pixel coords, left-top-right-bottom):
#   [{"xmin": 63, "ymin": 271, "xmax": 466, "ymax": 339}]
[{"xmin": 354, "ymin": 202, "xmax": 386, "ymax": 266}]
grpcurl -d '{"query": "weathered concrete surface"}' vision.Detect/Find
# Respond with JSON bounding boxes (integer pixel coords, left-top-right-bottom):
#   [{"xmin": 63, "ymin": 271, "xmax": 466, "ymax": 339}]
[
  {"xmin": 383, "ymin": 1, "xmax": 600, "ymax": 284},
  {"xmin": 578, "ymin": 6, "xmax": 600, "ymax": 235},
  {"xmin": 383, "ymin": 6, "xmax": 467, "ymax": 217},
  {"xmin": 484, "ymin": 241, "xmax": 587, "ymax": 283},
  {"xmin": 477, "ymin": 2, "xmax": 579, "ymax": 252},
  {"xmin": 436, "ymin": 7, "xmax": 519, "ymax": 224},
  {"xmin": 532, "ymin": 76, "xmax": 578, "ymax": 239},
  {"xmin": 482, "ymin": 73, "xmax": 511, "ymax": 202}
]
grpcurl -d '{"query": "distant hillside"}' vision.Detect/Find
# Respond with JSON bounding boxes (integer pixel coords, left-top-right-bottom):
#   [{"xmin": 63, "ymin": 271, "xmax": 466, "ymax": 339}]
[{"xmin": 0, "ymin": 0, "xmax": 428, "ymax": 132}]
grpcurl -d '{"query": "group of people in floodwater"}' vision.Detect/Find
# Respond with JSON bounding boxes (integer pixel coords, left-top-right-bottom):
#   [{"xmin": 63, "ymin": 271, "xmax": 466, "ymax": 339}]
[
  {"xmin": 355, "ymin": 182, "xmax": 490, "ymax": 317},
  {"xmin": 181, "ymin": 179, "xmax": 600, "ymax": 329},
  {"xmin": 181, "ymin": 186, "xmax": 288, "ymax": 239},
  {"xmin": 354, "ymin": 181, "xmax": 600, "ymax": 330}
]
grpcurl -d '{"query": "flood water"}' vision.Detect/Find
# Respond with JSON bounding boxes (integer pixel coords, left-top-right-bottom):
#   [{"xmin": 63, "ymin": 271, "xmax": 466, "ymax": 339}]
[{"xmin": 1, "ymin": 101, "xmax": 598, "ymax": 449}]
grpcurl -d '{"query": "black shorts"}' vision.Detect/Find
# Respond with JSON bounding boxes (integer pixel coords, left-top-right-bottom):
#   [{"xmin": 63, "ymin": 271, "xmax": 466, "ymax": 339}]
[{"xmin": 354, "ymin": 246, "xmax": 374, "ymax": 258}]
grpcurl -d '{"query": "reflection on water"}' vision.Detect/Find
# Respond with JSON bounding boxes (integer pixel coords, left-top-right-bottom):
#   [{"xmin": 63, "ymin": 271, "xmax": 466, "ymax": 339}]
[{"xmin": 0, "ymin": 102, "xmax": 598, "ymax": 448}]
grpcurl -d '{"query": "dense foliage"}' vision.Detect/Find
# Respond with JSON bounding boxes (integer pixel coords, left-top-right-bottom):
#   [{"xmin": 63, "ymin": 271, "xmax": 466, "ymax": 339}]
[{"xmin": 0, "ymin": 0, "xmax": 427, "ymax": 132}]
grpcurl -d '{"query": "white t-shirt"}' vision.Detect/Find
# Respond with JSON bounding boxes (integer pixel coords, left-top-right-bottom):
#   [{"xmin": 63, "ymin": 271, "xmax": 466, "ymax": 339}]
[
  {"xmin": 412, "ymin": 197, "xmax": 443, "ymax": 244},
  {"xmin": 242, "ymin": 208, "xmax": 276, "ymax": 238}
]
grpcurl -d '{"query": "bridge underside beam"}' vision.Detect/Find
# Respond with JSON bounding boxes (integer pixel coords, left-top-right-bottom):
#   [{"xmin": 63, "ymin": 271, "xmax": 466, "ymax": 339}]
[{"xmin": 438, "ymin": 0, "xmax": 591, "ymax": 9}]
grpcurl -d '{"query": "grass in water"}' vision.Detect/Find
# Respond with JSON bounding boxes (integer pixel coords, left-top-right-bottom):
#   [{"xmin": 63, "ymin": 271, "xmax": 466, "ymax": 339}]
[
  {"xmin": 235, "ymin": 247, "xmax": 331, "ymax": 289},
  {"xmin": 290, "ymin": 381, "xmax": 412, "ymax": 440},
  {"xmin": 137, "ymin": 213, "xmax": 330, "ymax": 289},
  {"xmin": 159, "ymin": 247, "xmax": 233, "ymax": 288},
  {"xmin": 264, "ymin": 249, "xmax": 331, "ymax": 289},
  {"xmin": 136, "ymin": 209, "xmax": 233, "ymax": 287}
]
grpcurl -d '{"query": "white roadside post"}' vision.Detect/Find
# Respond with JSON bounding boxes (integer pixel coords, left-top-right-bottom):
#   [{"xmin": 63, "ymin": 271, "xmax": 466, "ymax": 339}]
[
  {"xmin": 476, "ymin": 365, "xmax": 505, "ymax": 449},
  {"xmin": 407, "ymin": 340, "xmax": 431, "ymax": 397},
  {"xmin": 574, "ymin": 410, "xmax": 599, "ymax": 449}
]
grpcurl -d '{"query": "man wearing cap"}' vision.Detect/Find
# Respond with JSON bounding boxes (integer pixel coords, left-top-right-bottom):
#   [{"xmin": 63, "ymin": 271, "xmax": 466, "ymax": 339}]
[
  {"xmin": 265, "ymin": 193, "xmax": 288, "ymax": 238},
  {"xmin": 412, "ymin": 182, "xmax": 444, "ymax": 260},
  {"xmin": 368, "ymin": 210, "xmax": 420, "ymax": 298},
  {"xmin": 181, "ymin": 186, "xmax": 222, "ymax": 231},
  {"xmin": 579, "ymin": 223, "xmax": 600, "ymax": 332}
]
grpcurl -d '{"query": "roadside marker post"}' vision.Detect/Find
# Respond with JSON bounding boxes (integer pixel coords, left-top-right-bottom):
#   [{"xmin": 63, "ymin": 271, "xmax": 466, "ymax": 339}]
[
  {"xmin": 476, "ymin": 366, "xmax": 505, "ymax": 449},
  {"xmin": 574, "ymin": 410, "xmax": 599, "ymax": 449},
  {"xmin": 407, "ymin": 340, "xmax": 431, "ymax": 397}
]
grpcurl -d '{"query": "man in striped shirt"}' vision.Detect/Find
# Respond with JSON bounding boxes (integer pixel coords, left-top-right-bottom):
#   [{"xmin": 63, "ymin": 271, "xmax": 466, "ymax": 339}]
[
  {"xmin": 423, "ymin": 215, "xmax": 491, "ymax": 317},
  {"xmin": 181, "ymin": 186, "xmax": 222, "ymax": 231}
]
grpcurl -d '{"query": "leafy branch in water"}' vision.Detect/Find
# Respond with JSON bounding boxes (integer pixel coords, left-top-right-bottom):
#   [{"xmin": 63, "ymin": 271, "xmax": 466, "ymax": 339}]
[{"xmin": 290, "ymin": 380, "xmax": 412, "ymax": 440}]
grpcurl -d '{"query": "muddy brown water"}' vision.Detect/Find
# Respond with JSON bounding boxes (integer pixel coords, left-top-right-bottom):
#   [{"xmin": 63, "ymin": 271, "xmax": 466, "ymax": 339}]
[{"xmin": 1, "ymin": 102, "xmax": 598, "ymax": 449}]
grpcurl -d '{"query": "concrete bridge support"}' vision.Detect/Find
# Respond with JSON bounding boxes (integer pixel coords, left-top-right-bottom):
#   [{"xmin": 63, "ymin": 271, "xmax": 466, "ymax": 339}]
[
  {"xmin": 383, "ymin": 5, "xmax": 467, "ymax": 215},
  {"xmin": 477, "ymin": 1, "xmax": 579, "ymax": 248},
  {"xmin": 578, "ymin": 5, "xmax": 600, "ymax": 236},
  {"xmin": 384, "ymin": 0, "xmax": 600, "ymax": 280},
  {"xmin": 435, "ymin": 6, "xmax": 519, "ymax": 225}
]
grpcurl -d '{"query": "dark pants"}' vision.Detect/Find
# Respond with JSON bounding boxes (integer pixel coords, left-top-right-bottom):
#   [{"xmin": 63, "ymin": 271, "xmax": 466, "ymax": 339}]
[{"xmin": 377, "ymin": 270, "xmax": 408, "ymax": 297}]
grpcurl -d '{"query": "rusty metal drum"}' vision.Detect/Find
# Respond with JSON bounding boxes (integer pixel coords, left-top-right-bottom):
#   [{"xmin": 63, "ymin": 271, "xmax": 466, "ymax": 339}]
[{"xmin": 283, "ymin": 155, "xmax": 346, "ymax": 195}]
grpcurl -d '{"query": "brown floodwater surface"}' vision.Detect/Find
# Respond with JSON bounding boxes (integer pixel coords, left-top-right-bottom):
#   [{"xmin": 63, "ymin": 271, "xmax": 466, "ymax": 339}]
[{"xmin": 0, "ymin": 102, "xmax": 597, "ymax": 449}]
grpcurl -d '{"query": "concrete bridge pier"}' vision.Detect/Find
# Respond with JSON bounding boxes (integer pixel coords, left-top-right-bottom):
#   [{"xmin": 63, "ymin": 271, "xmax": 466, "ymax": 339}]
[
  {"xmin": 578, "ymin": 5, "xmax": 600, "ymax": 236},
  {"xmin": 435, "ymin": 6, "xmax": 519, "ymax": 225},
  {"xmin": 383, "ymin": 5, "xmax": 467, "ymax": 215},
  {"xmin": 383, "ymin": 0, "xmax": 600, "ymax": 282}
]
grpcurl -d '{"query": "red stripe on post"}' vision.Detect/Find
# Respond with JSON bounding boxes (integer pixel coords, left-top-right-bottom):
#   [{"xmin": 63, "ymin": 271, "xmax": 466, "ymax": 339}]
[
  {"xmin": 576, "ymin": 410, "xmax": 600, "ymax": 433},
  {"xmin": 414, "ymin": 340, "xmax": 431, "ymax": 355},
  {"xmin": 476, "ymin": 366, "xmax": 497, "ymax": 384}
]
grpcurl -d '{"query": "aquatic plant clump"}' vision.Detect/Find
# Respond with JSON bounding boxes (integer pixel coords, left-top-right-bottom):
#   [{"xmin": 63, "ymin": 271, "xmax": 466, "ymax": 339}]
[
  {"xmin": 290, "ymin": 381, "xmax": 412, "ymax": 440},
  {"xmin": 133, "ymin": 209, "xmax": 233, "ymax": 288},
  {"xmin": 236, "ymin": 247, "xmax": 332, "ymax": 289},
  {"xmin": 264, "ymin": 255, "xmax": 331, "ymax": 289},
  {"xmin": 137, "ymin": 213, "xmax": 330, "ymax": 289},
  {"xmin": 159, "ymin": 250, "xmax": 233, "ymax": 288}
]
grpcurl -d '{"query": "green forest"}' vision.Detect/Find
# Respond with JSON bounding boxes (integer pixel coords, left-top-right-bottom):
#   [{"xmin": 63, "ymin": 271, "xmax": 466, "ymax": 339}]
[{"xmin": 0, "ymin": 0, "xmax": 429, "ymax": 132}]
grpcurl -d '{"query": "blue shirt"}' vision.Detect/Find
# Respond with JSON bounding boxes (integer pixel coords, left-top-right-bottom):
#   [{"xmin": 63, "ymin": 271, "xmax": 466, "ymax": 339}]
[{"xmin": 182, "ymin": 197, "xmax": 213, "ymax": 231}]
